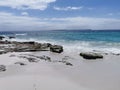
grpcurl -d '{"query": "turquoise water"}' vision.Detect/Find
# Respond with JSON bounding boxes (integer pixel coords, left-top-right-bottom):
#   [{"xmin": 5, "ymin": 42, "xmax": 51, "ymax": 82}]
[{"xmin": 1, "ymin": 30, "xmax": 120, "ymax": 53}]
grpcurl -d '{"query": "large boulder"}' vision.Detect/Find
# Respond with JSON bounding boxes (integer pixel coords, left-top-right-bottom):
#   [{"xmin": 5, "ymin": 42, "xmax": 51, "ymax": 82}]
[
  {"xmin": 80, "ymin": 52, "xmax": 103, "ymax": 59},
  {"xmin": 50, "ymin": 45, "xmax": 63, "ymax": 53},
  {"xmin": 0, "ymin": 65, "xmax": 6, "ymax": 72}
]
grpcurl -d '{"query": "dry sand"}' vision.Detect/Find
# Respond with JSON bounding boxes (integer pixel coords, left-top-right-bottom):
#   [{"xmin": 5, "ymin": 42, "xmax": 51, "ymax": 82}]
[{"xmin": 0, "ymin": 51, "xmax": 120, "ymax": 90}]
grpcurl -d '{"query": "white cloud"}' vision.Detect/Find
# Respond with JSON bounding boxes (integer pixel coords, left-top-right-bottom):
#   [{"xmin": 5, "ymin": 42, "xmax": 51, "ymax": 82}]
[
  {"xmin": 21, "ymin": 12, "xmax": 29, "ymax": 16},
  {"xmin": 0, "ymin": 12, "xmax": 120, "ymax": 31},
  {"xmin": 0, "ymin": 0, "xmax": 56, "ymax": 10},
  {"xmin": 53, "ymin": 6, "xmax": 83, "ymax": 11}
]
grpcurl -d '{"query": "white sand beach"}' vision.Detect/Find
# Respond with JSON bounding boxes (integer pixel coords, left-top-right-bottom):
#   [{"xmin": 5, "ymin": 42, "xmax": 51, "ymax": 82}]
[
  {"xmin": 0, "ymin": 51, "xmax": 120, "ymax": 90},
  {"xmin": 0, "ymin": 0, "xmax": 120, "ymax": 89}
]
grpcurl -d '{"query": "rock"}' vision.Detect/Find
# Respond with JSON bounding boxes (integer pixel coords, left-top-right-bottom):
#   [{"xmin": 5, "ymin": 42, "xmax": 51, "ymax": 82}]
[
  {"xmin": 0, "ymin": 65, "xmax": 6, "ymax": 72},
  {"xmin": 0, "ymin": 40, "xmax": 64, "ymax": 53},
  {"xmin": 50, "ymin": 45, "xmax": 63, "ymax": 53},
  {"xmin": 27, "ymin": 57, "xmax": 38, "ymax": 62},
  {"xmin": 32, "ymin": 43, "xmax": 50, "ymax": 51},
  {"xmin": 0, "ymin": 36, "xmax": 5, "ymax": 40},
  {"xmin": 17, "ymin": 55, "xmax": 39, "ymax": 62},
  {"xmin": 9, "ymin": 36, "xmax": 15, "ymax": 39},
  {"xmin": 0, "ymin": 40, "xmax": 11, "ymax": 44},
  {"xmin": 59, "ymin": 60, "xmax": 73, "ymax": 66},
  {"xmin": 15, "ymin": 62, "xmax": 26, "ymax": 66},
  {"xmin": 80, "ymin": 52, "xmax": 103, "ymax": 59},
  {"xmin": 22, "ymin": 41, "xmax": 35, "ymax": 45},
  {"xmin": 0, "ymin": 50, "xmax": 7, "ymax": 55},
  {"xmin": 66, "ymin": 62, "xmax": 73, "ymax": 66},
  {"xmin": 40, "ymin": 43, "xmax": 51, "ymax": 50},
  {"xmin": 12, "ymin": 42, "xmax": 51, "ymax": 52},
  {"xmin": 40, "ymin": 55, "xmax": 51, "ymax": 62}
]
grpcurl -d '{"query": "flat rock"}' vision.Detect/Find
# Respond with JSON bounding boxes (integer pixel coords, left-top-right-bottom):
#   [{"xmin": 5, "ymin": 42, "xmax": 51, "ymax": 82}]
[
  {"xmin": 80, "ymin": 52, "xmax": 103, "ymax": 59},
  {"xmin": 0, "ymin": 40, "xmax": 64, "ymax": 53}
]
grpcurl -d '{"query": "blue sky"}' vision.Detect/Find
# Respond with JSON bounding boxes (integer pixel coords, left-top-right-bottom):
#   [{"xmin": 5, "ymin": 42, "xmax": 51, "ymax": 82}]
[{"xmin": 0, "ymin": 0, "xmax": 120, "ymax": 31}]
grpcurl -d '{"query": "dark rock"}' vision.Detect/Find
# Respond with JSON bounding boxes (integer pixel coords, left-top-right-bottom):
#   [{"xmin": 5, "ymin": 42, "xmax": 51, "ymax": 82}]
[
  {"xmin": 12, "ymin": 42, "xmax": 51, "ymax": 52},
  {"xmin": 0, "ymin": 40, "xmax": 64, "ymax": 53},
  {"xmin": 80, "ymin": 52, "xmax": 103, "ymax": 59},
  {"xmin": 22, "ymin": 41, "xmax": 35, "ymax": 45},
  {"xmin": 0, "ymin": 40, "xmax": 11, "ymax": 44},
  {"xmin": 50, "ymin": 45, "xmax": 63, "ymax": 53},
  {"xmin": 40, "ymin": 43, "xmax": 51, "ymax": 49},
  {"xmin": 27, "ymin": 57, "xmax": 38, "ymax": 62},
  {"xmin": 40, "ymin": 55, "xmax": 51, "ymax": 62},
  {"xmin": 59, "ymin": 60, "xmax": 73, "ymax": 66},
  {"xmin": 0, "ymin": 65, "xmax": 6, "ymax": 72},
  {"xmin": 33, "ymin": 43, "xmax": 49, "ymax": 51},
  {"xmin": 0, "ymin": 50, "xmax": 7, "ymax": 55},
  {"xmin": 23, "ymin": 54, "xmax": 51, "ymax": 62},
  {"xmin": 15, "ymin": 62, "xmax": 26, "ymax": 66},
  {"xmin": 0, "ymin": 36, "xmax": 5, "ymax": 40},
  {"xmin": 9, "ymin": 36, "xmax": 15, "ymax": 39},
  {"xmin": 66, "ymin": 62, "xmax": 73, "ymax": 66}
]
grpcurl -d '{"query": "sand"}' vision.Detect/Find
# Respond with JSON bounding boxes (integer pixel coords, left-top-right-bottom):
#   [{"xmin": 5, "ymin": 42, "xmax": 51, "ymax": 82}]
[{"xmin": 0, "ymin": 51, "xmax": 120, "ymax": 90}]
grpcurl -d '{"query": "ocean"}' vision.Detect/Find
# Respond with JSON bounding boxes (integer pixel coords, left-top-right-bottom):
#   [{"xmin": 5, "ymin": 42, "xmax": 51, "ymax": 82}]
[{"xmin": 0, "ymin": 30, "xmax": 120, "ymax": 54}]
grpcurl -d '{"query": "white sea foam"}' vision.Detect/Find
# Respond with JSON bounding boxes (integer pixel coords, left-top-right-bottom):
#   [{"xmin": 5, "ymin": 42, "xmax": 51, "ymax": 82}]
[
  {"xmin": 12, "ymin": 37, "xmax": 120, "ymax": 54},
  {"xmin": 15, "ymin": 33, "xmax": 27, "ymax": 36}
]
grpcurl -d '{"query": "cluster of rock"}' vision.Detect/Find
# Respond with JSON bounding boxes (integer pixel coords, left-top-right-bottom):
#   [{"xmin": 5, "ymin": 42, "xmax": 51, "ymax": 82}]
[
  {"xmin": 12, "ymin": 54, "xmax": 73, "ymax": 66},
  {"xmin": 0, "ymin": 40, "xmax": 63, "ymax": 54}
]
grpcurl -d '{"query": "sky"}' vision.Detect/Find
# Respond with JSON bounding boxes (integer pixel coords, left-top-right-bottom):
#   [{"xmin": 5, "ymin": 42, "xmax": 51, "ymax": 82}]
[{"xmin": 0, "ymin": 0, "xmax": 120, "ymax": 31}]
